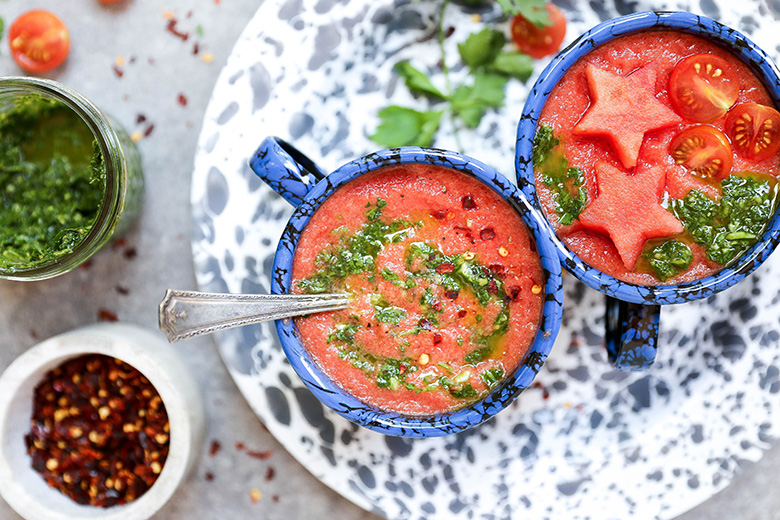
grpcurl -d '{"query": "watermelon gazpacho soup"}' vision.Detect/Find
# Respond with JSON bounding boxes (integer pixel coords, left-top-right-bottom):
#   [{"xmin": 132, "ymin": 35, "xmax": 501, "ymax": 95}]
[
  {"xmin": 291, "ymin": 164, "xmax": 545, "ymax": 416},
  {"xmin": 533, "ymin": 30, "xmax": 780, "ymax": 285}
]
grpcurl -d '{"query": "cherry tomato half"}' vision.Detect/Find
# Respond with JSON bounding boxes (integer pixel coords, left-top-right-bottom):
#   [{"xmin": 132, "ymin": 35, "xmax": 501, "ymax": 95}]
[
  {"xmin": 669, "ymin": 125, "xmax": 733, "ymax": 180},
  {"xmin": 669, "ymin": 53, "xmax": 739, "ymax": 123},
  {"xmin": 725, "ymin": 102, "xmax": 780, "ymax": 162},
  {"xmin": 9, "ymin": 10, "xmax": 70, "ymax": 73},
  {"xmin": 510, "ymin": 3, "xmax": 567, "ymax": 60}
]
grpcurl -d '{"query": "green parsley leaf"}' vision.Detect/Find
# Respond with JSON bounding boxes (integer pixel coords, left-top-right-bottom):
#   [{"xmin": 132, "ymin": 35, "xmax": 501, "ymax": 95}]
[
  {"xmin": 394, "ymin": 61, "xmax": 447, "ymax": 99},
  {"xmin": 375, "ymin": 306, "xmax": 408, "ymax": 325},
  {"xmin": 371, "ymin": 106, "xmax": 443, "ymax": 147},
  {"xmin": 450, "ymin": 73, "xmax": 508, "ymax": 128},
  {"xmin": 457, "ymin": 28, "xmax": 505, "ymax": 70},
  {"xmin": 496, "ymin": 0, "xmax": 552, "ymax": 26},
  {"xmin": 488, "ymin": 51, "xmax": 534, "ymax": 81},
  {"xmin": 643, "ymin": 240, "xmax": 693, "ymax": 281}
]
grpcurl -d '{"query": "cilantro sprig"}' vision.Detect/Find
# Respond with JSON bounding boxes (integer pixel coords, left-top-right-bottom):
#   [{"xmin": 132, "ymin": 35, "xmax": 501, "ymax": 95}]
[{"xmin": 370, "ymin": 1, "xmax": 536, "ymax": 148}]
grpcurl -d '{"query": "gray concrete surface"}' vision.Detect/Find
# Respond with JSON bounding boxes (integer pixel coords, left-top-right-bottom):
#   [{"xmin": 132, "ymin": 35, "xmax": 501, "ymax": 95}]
[{"xmin": 0, "ymin": 1, "xmax": 777, "ymax": 519}]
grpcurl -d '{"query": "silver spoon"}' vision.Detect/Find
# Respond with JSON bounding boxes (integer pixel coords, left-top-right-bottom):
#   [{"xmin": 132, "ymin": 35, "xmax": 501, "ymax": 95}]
[{"xmin": 158, "ymin": 289, "xmax": 350, "ymax": 342}]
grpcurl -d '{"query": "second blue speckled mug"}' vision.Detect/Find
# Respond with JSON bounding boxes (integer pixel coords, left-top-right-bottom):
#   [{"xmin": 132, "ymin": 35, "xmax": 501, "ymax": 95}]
[{"xmin": 516, "ymin": 11, "xmax": 780, "ymax": 370}]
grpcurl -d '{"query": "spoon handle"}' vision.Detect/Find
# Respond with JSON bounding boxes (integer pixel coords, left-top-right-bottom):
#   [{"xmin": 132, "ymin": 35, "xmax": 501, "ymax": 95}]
[{"xmin": 158, "ymin": 289, "xmax": 349, "ymax": 342}]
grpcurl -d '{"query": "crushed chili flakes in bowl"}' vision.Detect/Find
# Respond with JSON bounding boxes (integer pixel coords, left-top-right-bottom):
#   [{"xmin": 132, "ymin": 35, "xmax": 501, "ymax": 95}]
[{"xmin": 25, "ymin": 354, "xmax": 170, "ymax": 507}]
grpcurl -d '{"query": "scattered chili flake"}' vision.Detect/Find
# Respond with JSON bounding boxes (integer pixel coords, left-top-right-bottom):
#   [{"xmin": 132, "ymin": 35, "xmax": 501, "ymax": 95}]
[
  {"xmin": 418, "ymin": 353, "xmax": 430, "ymax": 366},
  {"xmin": 264, "ymin": 466, "xmax": 276, "ymax": 482},
  {"xmin": 136, "ymin": 114, "xmax": 147, "ymax": 124},
  {"xmin": 97, "ymin": 309, "xmax": 119, "ymax": 322},
  {"xmin": 192, "ymin": 42, "xmax": 200, "ymax": 55},
  {"xmin": 26, "ymin": 355, "xmax": 170, "ymax": 507},
  {"xmin": 435, "ymin": 262, "xmax": 455, "ymax": 274},
  {"xmin": 444, "ymin": 289, "xmax": 459, "ymax": 300},
  {"xmin": 166, "ymin": 18, "xmax": 189, "ymax": 41},
  {"xmin": 130, "ymin": 131, "xmax": 143, "ymax": 143},
  {"xmin": 124, "ymin": 247, "xmax": 138, "ymax": 260},
  {"xmin": 235, "ymin": 441, "xmax": 246, "ymax": 451},
  {"xmin": 461, "ymin": 195, "xmax": 476, "ymax": 210},
  {"xmin": 431, "ymin": 301, "xmax": 443, "ymax": 312},
  {"xmin": 208, "ymin": 440, "xmax": 221, "ymax": 457},
  {"xmin": 272, "ymin": 495, "xmax": 280, "ymax": 503},
  {"xmin": 488, "ymin": 263, "xmax": 506, "ymax": 278},
  {"xmin": 419, "ymin": 318, "xmax": 433, "ymax": 330},
  {"xmin": 201, "ymin": 52, "xmax": 214, "ymax": 63},
  {"xmin": 115, "ymin": 285, "xmax": 130, "ymax": 295},
  {"xmin": 507, "ymin": 285, "xmax": 522, "ymax": 301},
  {"xmin": 480, "ymin": 227, "xmax": 496, "ymax": 241},
  {"xmin": 177, "ymin": 93, "xmax": 188, "ymax": 106},
  {"xmin": 246, "ymin": 450, "xmax": 272, "ymax": 461},
  {"xmin": 112, "ymin": 65, "xmax": 124, "ymax": 78},
  {"xmin": 205, "ymin": 472, "xmax": 215, "ymax": 482},
  {"xmin": 498, "ymin": 246, "xmax": 509, "ymax": 257},
  {"xmin": 457, "ymin": 309, "xmax": 467, "ymax": 319},
  {"xmin": 144, "ymin": 124, "xmax": 155, "ymax": 137},
  {"xmin": 250, "ymin": 488, "xmax": 262, "ymax": 504},
  {"xmin": 433, "ymin": 333, "xmax": 443, "ymax": 345},
  {"xmin": 430, "ymin": 209, "xmax": 448, "ymax": 221},
  {"xmin": 531, "ymin": 284, "xmax": 542, "ymax": 295}
]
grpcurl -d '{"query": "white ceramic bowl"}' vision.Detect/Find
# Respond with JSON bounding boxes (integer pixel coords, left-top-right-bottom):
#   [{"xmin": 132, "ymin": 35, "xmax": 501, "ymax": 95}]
[{"xmin": 0, "ymin": 323, "xmax": 205, "ymax": 520}]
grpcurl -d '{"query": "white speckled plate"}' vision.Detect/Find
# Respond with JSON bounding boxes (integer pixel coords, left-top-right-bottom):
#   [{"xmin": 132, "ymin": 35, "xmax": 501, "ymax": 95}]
[{"xmin": 190, "ymin": 1, "xmax": 780, "ymax": 518}]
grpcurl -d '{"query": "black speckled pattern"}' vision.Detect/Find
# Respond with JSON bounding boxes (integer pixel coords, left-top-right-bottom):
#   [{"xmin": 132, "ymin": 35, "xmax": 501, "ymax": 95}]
[{"xmin": 191, "ymin": 0, "xmax": 780, "ymax": 518}]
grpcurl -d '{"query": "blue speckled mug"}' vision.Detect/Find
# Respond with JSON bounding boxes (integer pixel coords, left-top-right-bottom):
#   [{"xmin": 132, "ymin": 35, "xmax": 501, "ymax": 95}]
[
  {"xmin": 249, "ymin": 137, "xmax": 563, "ymax": 437},
  {"xmin": 515, "ymin": 11, "xmax": 780, "ymax": 370}
]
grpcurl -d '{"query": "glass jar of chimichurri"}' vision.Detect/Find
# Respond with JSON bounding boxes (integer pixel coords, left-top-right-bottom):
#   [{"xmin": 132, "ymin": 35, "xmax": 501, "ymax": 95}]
[{"xmin": 0, "ymin": 77, "xmax": 143, "ymax": 280}]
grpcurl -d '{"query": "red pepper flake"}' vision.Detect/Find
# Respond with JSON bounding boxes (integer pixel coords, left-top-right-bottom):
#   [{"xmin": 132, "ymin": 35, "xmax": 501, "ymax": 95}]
[
  {"xmin": 489, "ymin": 263, "xmax": 506, "ymax": 278},
  {"xmin": 205, "ymin": 472, "xmax": 215, "ymax": 482},
  {"xmin": 26, "ymin": 355, "xmax": 170, "ymax": 507},
  {"xmin": 419, "ymin": 318, "xmax": 433, "ymax": 330},
  {"xmin": 487, "ymin": 279, "xmax": 498, "ymax": 295},
  {"xmin": 115, "ymin": 285, "xmax": 130, "ymax": 295},
  {"xmin": 461, "ymin": 195, "xmax": 477, "ymax": 210},
  {"xmin": 166, "ymin": 18, "xmax": 190, "ymax": 41},
  {"xmin": 435, "ymin": 262, "xmax": 455, "ymax": 274},
  {"xmin": 480, "ymin": 227, "xmax": 496, "ymax": 241},
  {"xmin": 177, "ymin": 93, "xmax": 188, "ymax": 106},
  {"xmin": 444, "ymin": 289, "xmax": 459, "ymax": 300},
  {"xmin": 457, "ymin": 309, "xmax": 467, "ymax": 319},
  {"xmin": 264, "ymin": 466, "xmax": 276, "ymax": 482},
  {"xmin": 112, "ymin": 65, "xmax": 124, "ymax": 78},
  {"xmin": 144, "ymin": 124, "xmax": 155, "ymax": 137},
  {"xmin": 136, "ymin": 114, "xmax": 147, "ymax": 124},
  {"xmin": 431, "ymin": 301, "xmax": 443, "ymax": 312},
  {"xmin": 433, "ymin": 333, "xmax": 443, "ymax": 345},
  {"xmin": 192, "ymin": 42, "xmax": 200, "ymax": 55},
  {"xmin": 507, "ymin": 285, "xmax": 522, "ymax": 301},
  {"xmin": 246, "ymin": 450, "xmax": 272, "ymax": 460},
  {"xmin": 124, "ymin": 247, "xmax": 138, "ymax": 260},
  {"xmin": 236, "ymin": 441, "xmax": 245, "ymax": 451},
  {"xmin": 208, "ymin": 440, "xmax": 222, "ymax": 457},
  {"xmin": 272, "ymin": 495, "xmax": 280, "ymax": 503},
  {"xmin": 430, "ymin": 209, "xmax": 448, "ymax": 221},
  {"xmin": 97, "ymin": 309, "xmax": 119, "ymax": 322}
]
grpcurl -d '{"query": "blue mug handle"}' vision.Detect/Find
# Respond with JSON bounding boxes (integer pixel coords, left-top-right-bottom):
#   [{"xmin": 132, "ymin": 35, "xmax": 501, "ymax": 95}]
[
  {"xmin": 604, "ymin": 297, "xmax": 660, "ymax": 370},
  {"xmin": 248, "ymin": 136, "xmax": 328, "ymax": 206}
]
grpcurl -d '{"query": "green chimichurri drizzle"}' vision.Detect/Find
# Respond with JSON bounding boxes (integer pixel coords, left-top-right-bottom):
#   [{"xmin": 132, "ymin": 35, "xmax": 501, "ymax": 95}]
[
  {"xmin": 0, "ymin": 95, "xmax": 106, "ymax": 271},
  {"xmin": 532, "ymin": 124, "xmax": 587, "ymax": 226},
  {"xmin": 669, "ymin": 173, "xmax": 778, "ymax": 266},
  {"xmin": 303, "ymin": 199, "xmax": 512, "ymax": 400},
  {"xmin": 642, "ymin": 239, "xmax": 693, "ymax": 281}
]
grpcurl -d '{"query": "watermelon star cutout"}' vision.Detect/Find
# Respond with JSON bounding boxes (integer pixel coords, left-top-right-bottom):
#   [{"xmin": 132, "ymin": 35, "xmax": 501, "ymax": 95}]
[
  {"xmin": 578, "ymin": 161, "xmax": 684, "ymax": 270},
  {"xmin": 574, "ymin": 64, "xmax": 682, "ymax": 169}
]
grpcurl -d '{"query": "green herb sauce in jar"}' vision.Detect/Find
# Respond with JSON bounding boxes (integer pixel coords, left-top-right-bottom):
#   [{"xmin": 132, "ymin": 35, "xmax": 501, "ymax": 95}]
[{"xmin": 0, "ymin": 96, "xmax": 106, "ymax": 271}]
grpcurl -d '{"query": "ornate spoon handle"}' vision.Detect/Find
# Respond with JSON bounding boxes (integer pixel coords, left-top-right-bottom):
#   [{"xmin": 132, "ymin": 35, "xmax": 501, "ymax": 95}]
[{"xmin": 158, "ymin": 289, "xmax": 349, "ymax": 342}]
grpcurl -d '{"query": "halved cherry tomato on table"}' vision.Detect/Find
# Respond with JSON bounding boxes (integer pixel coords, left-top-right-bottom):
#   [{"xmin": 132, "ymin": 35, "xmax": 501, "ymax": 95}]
[
  {"xmin": 669, "ymin": 125, "xmax": 733, "ymax": 180},
  {"xmin": 9, "ymin": 10, "xmax": 70, "ymax": 73},
  {"xmin": 510, "ymin": 3, "xmax": 566, "ymax": 59},
  {"xmin": 668, "ymin": 53, "xmax": 739, "ymax": 123},
  {"xmin": 725, "ymin": 102, "xmax": 780, "ymax": 161}
]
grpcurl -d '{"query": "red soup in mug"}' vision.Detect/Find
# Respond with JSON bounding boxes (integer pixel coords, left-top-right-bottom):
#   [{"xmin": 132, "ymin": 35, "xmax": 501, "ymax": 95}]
[
  {"xmin": 291, "ymin": 164, "xmax": 545, "ymax": 416},
  {"xmin": 534, "ymin": 30, "xmax": 780, "ymax": 285}
]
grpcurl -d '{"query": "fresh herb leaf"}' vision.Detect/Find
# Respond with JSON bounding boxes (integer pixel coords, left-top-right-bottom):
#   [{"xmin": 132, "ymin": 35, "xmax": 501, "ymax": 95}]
[
  {"xmin": 457, "ymin": 28, "xmax": 506, "ymax": 70},
  {"xmin": 496, "ymin": 0, "xmax": 552, "ymax": 26},
  {"xmin": 488, "ymin": 51, "xmax": 534, "ymax": 81},
  {"xmin": 450, "ymin": 73, "xmax": 508, "ymax": 128},
  {"xmin": 480, "ymin": 368, "xmax": 504, "ymax": 389},
  {"xmin": 375, "ymin": 306, "xmax": 408, "ymax": 325},
  {"xmin": 394, "ymin": 61, "xmax": 447, "ymax": 99},
  {"xmin": 371, "ymin": 105, "xmax": 443, "ymax": 147},
  {"xmin": 643, "ymin": 240, "xmax": 693, "ymax": 281},
  {"xmin": 327, "ymin": 323, "xmax": 360, "ymax": 344}
]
